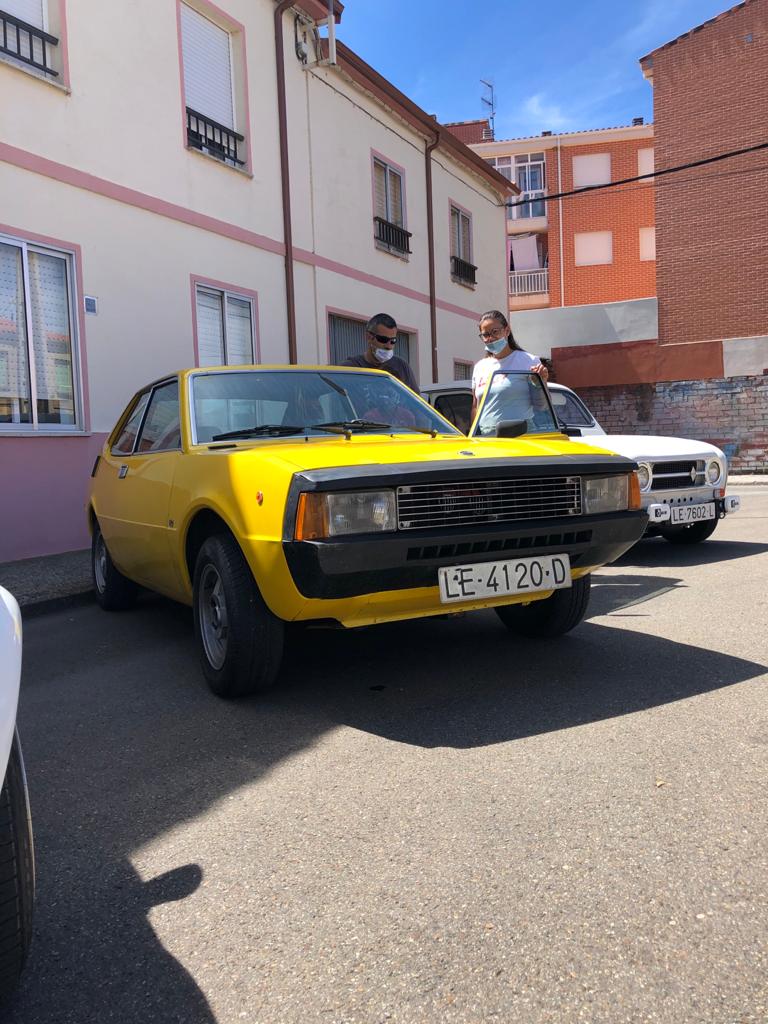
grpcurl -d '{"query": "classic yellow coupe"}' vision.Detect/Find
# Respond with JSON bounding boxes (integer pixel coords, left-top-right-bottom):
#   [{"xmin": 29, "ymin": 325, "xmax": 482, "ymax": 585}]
[{"xmin": 88, "ymin": 366, "xmax": 646, "ymax": 697}]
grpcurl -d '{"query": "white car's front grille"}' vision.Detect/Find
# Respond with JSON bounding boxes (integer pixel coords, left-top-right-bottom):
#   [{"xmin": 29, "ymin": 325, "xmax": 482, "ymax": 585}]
[{"xmin": 650, "ymin": 460, "xmax": 705, "ymax": 490}]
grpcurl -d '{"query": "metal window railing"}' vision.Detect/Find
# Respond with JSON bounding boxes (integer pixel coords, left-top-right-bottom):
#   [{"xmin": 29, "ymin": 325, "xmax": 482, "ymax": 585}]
[
  {"xmin": 186, "ymin": 108, "xmax": 245, "ymax": 167},
  {"xmin": 0, "ymin": 8, "xmax": 58, "ymax": 76},
  {"xmin": 374, "ymin": 216, "xmax": 412, "ymax": 255},
  {"xmin": 509, "ymin": 268, "xmax": 549, "ymax": 296},
  {"xmin": 450, "ymin": 255, "xmax": 477, "ymax": 286}
]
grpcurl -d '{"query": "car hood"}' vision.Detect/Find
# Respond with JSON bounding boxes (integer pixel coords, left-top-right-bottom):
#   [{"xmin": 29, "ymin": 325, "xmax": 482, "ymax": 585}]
[
  {"xmin": 223, "ymin": 432, "xmax": 622, "ymax": 473},
  {"xmin": 590, "ymin": 434, "xmax": 724, "ymax": 462}
]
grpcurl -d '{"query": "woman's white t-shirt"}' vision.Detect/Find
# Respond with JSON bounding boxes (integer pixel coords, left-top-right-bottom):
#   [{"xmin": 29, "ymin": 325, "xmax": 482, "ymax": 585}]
[{"xmin": 472, "ymin": 349, "xmax": 541, "ymax": 434}]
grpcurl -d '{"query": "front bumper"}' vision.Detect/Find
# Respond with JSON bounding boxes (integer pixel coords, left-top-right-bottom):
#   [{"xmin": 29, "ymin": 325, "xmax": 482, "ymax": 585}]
[
  {"xmin": 283, "ymin": 510, "xmax": 647, "ymax": 600},
  {"xmin": 646, "ymin": 494, "xmax": 740, "ymax": 528}
]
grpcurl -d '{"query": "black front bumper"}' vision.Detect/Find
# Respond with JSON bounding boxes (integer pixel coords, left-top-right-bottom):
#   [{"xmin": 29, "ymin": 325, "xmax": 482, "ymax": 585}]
[{"xmin": 284, "ymin": 510, "xmax": 648, "ymax": 600}]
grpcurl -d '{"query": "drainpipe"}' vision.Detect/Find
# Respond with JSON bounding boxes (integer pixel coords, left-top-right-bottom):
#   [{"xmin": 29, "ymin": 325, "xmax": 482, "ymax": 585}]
[
  {"xmin": 425, "ymin": 129, "xmax": 439, "ymax": 383},
  {"xmin": 274, "ymin": 0, "xmax": 297, "ymax": 363},
  {"xmin": 556, "ymin": 135, "xmax": 564, "ymax": 308}
]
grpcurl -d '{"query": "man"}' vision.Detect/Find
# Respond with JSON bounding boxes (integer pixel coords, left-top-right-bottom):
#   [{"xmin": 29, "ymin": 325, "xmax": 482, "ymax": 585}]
[{"xmin": 342, "ymin": 313, "xmax": 418, "ymax": 392}]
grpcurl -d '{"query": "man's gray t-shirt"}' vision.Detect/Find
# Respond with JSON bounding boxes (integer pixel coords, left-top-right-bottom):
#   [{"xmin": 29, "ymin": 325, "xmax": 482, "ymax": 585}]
[{"xmin": 342, "ymin": 354, "xmax": 418, "ymax": 392}]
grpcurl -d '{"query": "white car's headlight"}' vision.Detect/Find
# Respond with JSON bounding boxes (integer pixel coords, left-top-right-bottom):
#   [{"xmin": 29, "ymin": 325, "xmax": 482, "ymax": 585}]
[
  {"xmin": 636, "ymin": 462, "xmax": 652, "ymax": 492},
  {"xmin": 296, "ymin": 490, "xmax": 397, "ymax": 539},
  {"xmin": 706, "ymin": 459, "xmax": 723, "ymax": 486},
  {"xmin": 583, "ymin": 475, "xmax": 630, "ymax": 514}
]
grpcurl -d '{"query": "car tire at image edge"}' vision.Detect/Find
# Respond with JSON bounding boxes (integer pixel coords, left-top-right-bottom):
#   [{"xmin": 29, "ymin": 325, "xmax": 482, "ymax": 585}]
[
  {"xmin": 0, "ymin": 732, "xmax": 34, "ymax": 1003},
  {"xmin": 193, "ymin": 533, "xmax": 284, "ymax": 698},
  {"xmin": 494, "ymin": 574, "xmax": 592, "ymax": 638}
]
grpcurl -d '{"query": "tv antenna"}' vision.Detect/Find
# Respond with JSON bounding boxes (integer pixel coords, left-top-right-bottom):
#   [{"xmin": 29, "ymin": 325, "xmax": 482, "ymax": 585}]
[{"xmin": 481, "ymin": 79, "xmax": 496, "ymax": 138}]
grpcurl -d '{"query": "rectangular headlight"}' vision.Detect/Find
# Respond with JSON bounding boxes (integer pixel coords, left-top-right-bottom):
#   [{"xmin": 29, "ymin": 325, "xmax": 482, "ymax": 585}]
[
  {"xmin": 583, "ymin": 475, "xmax": 629, "ymax": 514},
  {"xmin": 296, "ymin": 490, "xmax": 396, "ymax": 539}
]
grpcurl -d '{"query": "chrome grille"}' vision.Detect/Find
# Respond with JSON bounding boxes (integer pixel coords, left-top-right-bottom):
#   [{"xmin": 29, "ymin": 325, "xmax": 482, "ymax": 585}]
[
  {"xmin": 397, "ymin": 476, "xmax": 582, "ymax": 530},
  {"xmin": 651, "ymin": 460, "xmax": 705, "ymax": 490}
]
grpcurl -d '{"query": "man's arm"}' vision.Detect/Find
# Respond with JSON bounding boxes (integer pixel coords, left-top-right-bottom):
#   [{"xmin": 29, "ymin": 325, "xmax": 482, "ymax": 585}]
[{"xmin": 400, "ymin": 361, "xmax": 418, "ymax": 392}]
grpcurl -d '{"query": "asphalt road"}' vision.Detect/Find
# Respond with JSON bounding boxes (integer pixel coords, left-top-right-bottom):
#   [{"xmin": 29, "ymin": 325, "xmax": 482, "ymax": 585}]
[{"xmin": 6, "ymin": 488, "xmax": 768, "ymax": 1024}]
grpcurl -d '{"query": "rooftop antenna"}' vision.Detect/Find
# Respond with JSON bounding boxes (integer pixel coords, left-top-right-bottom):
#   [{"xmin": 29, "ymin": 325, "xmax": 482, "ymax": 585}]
[{"xmin": 480, "ymin": 79, "xmax": 496, "ymax": 140}]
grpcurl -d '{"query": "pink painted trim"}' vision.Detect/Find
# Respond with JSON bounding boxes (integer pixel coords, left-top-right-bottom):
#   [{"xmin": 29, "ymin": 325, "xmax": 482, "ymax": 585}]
[
  {"xmin": 56, "ymin": 0, "xmax": 71, "ymax": 89},
  {"xmin": 0, "ymin": 221, "xmax": 90, "ymax": 431},
  {"xmin": 448, "ymin": 196, "xmax": 474, "ymax": 268},
  {"xmin": 0, "ymin": 142, "xmax": 284, "ymax": 255},
  {"xmin": 175, "ymin": 0, "xmax": 253, "ymax": 174},
  {"xmin": 0, "ymin": 143, "xmax": 481, "ymax": 322},
  {"xmin": 189, "ymin": 274, "xmax": 261, "ymax": 366},
  {"xmin": 324, "ymin": 304, "xmax": 421, "ymax": 381},
  {"xmin": 370, "ymin": 148, "xmax": 408, "ymax": 231}
]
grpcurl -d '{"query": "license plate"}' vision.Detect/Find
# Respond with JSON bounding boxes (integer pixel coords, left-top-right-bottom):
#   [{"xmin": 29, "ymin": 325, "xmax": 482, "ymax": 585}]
[
  {"xmin": 438, "ymin": 553, "xmax": 571, "ymax": 605},
  {"xmin": 670, "ymin": 502, "xmax": 716, "ymax": 525}
]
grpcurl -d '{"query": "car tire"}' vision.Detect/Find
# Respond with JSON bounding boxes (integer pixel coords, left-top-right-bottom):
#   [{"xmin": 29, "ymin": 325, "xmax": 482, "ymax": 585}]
[
  {"xmin": 0, "ymin": 732, "xmax": 34, "ymax": 1003},
  {"xmin": 658, "ymin": 518, "xmax": 719, "ymax": 544},
  {"xmin": 494, "ymin": 574, "xmax": 591, "ymax": 638},
  {"xmin": 91, "ymin": 522, "xmax": 138, "ymax": 610},
  {"xmin": 193, "ymin": 534, "xmax": 284, "ymax": 698}
]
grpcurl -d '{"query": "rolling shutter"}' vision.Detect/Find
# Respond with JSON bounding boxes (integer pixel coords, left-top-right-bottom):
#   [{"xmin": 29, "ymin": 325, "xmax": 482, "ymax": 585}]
[
  {"xmin": 196, "ymin": 289, "xmax": 225, "ymax": 365},
  {"xmin": 180, "ymin": 3, "xmax": 234, "ymax": 129},
  {"xmin": 373, "ymin": 160, "xmax": 388, "ymax": 221},
  {"xmin": 3, "ymin": 0, "xmax": 44, "ymax": 28}
]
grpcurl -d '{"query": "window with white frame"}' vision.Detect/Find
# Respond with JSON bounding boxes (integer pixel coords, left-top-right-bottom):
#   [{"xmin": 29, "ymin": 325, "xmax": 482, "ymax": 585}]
[
  {"xmin": 639, "ymin": 227, "xmax": 656, "ymax": 261},
  {"xmin": 372, "ymin": 157, "xmax": 411, "ymax": 255},
  {"xmin": 195, "ymin": 286, "xmax": 255, "ymax": 366},
  {"xmin": 449, "ymin": 205, "xmax": 476, "ymax": 285},
  {"xmin": 574, "ymin": 231, "xmax": 613, "ymax": 266},
  {"xmin": 453, "ymin": 360, "xmax": 472, "ymax": 381},
  {"xmin": 487, "ymin": 155, "xmax": 545, "ymax": 218},
  {"xmin": 572, "ymin": 153, "xmax": 611, "ymax": 189},
  {"xmin": 638, "ymin": 147, "xmax": 654, "ymax": 179},
  {"xmin": 0, "ymin": 0, "xmax": 60, "ymax": 79},
  {"xmin": 180, "ymin": 3, "xmax": 245, "ymax": 167},
  {"xmin": 0, "ymin": 236, "xmax": 79, "ymax": 429}
]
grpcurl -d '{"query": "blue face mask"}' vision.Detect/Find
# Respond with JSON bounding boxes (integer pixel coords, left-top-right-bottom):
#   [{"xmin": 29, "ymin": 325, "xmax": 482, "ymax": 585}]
[{"xmin": 484, "ymin": 337, "xmax": 508, "ymax": 356}]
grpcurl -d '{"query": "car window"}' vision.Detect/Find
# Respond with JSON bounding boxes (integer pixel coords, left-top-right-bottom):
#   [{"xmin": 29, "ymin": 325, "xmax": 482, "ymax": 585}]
[
  {"xmin": 472, "ymin": 372, "xmax": 558, "ymax": 437},
  {"xmin": 434, "ymin": 393, "xmax": 473, "ymax": 434},
  {"xmin": 549, "ymin": 389, "xmax": 595, "ymax": 427},
  {"xmin": 136, "ymin": 381, "xmax": 181, "ymax": 452},
  {"xmin": 111, "ymin": 391, "xmax": 151, "ymax": 455}
]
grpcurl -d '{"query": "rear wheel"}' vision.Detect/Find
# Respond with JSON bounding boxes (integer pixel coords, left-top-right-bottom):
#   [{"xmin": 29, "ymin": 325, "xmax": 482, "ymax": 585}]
[
  {"xmin": 192, "ymin": 534, "xmax": 284, "ymax": 698},
  {"xmin": 0, "ymin": 732, "xmax": 34, "ymax": 1003},
  {"xmin": 494, "ymin": 574, "xmax": 591, "ymax": 638},
  {"xmin": 91, "ymin": 521, "xmax": 138, "ymax": 610},
  {"xmin": 659, "ymin": 518, "xmax": 719, "ymax": 544}
]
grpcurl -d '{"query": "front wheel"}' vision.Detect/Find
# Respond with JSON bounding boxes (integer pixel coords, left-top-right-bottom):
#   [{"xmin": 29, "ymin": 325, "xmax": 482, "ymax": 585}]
[
  {"xmin": 0, "ymin": 732, "xmax": 34, "ymax": 1002},
  {"xmin": 91, "ymin": 521, "xmax": 138, "ymax": 610},
  {"xmin": 192, "ymin": 534, "xmax": 284, "ymax": 698},
  {"xmin": 494, "ymin": 574, "xmax": 591, "ymax": 638},
  {"xmin": 659, "ymin": 518, "xmax": 719, "ymax": 544}
]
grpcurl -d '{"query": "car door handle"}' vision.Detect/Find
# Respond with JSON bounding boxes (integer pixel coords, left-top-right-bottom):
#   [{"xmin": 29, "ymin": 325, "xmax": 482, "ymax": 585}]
[{"xmin": 118, "ymin": 465, "xmax": 129, "ymax": 479}]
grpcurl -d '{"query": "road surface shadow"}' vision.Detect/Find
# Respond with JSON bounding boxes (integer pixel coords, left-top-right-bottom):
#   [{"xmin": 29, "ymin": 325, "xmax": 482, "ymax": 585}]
[
  {"xmin": 616, "ymin": 537, "xmax": 768, "ymax": 569},
  {"xmin": 8, "ymin": 596, "xmax": 766, "ymax": 1021}
]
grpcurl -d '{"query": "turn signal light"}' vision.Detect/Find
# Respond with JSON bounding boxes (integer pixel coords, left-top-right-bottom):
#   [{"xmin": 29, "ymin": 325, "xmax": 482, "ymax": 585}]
[
  {"xmin": 295, "ymin": 493, "xmax": 328, "ymax": 540},
  {"xmin": 629, "ymin": 472, "xmax": 642, "ymax": 510}
]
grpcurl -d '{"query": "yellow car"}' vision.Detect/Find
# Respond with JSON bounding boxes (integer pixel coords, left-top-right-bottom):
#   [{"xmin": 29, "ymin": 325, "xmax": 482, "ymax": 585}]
[{"xmin": 88, "ymin": 366, "xmax": 646, "ymax": 697}]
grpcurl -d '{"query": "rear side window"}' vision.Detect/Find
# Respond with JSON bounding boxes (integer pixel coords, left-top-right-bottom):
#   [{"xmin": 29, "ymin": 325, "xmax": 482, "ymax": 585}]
[
  {"xmin": 137, "ymin": 381, "xmax": 181, "ymax": 452},
  {"xmin": 434, "ymin": 392, "xmax": 473, "ymax": 434},
  {"xmin": 549, "ymin": 389, "xmax": 594, "ymax": 427},
  {"xmin": 112, "ymin": 392, "xmax": 151, "ymax": 455}
]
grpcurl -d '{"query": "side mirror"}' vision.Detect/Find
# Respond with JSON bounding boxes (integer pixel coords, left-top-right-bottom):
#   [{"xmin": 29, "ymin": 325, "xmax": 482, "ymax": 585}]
[
  {"xmin": 558, "ymin": 421, "xmax": 582, "ymax": 437},
  {"xmin": 496, "ymin": 419, "xmax": 528, "ymax": 438}
]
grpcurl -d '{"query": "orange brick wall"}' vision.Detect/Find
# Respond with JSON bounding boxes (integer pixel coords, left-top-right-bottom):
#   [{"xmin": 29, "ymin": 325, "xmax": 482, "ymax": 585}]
[
  {"xmin": 546, "ymin": 139, "xmax": 656, "ymax": 307},
  {"xmin": 649, "ymin": 0, "xmax": 768, "ymax": 345}
]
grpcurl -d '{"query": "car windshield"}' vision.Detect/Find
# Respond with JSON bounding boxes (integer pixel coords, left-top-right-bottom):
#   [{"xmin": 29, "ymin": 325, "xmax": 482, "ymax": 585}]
[
  {"xmin": 470, "ymin": 372, "xmax": 559, "ymax": 437},
  {"xmin": 191, "ymin": 369, "xmax": 459, "ymax": 443}
]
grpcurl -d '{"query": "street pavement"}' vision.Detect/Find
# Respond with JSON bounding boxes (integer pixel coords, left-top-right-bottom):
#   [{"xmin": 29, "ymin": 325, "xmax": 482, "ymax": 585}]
[{"xmin": 2, "ymin": 486, "xmax": 767, "ymax": 1024}]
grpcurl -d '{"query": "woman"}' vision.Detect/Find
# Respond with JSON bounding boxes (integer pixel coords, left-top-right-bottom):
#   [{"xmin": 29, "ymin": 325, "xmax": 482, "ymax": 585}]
[{"xmin": 471, "ymin": 310, "xmax": 549, "ymax": 432}]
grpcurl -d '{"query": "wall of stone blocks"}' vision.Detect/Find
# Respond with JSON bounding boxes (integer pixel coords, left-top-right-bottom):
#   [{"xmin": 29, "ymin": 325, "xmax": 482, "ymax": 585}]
[{"xmin": 577, "ymin": 373, "xmax": 768, "ymax": 472}]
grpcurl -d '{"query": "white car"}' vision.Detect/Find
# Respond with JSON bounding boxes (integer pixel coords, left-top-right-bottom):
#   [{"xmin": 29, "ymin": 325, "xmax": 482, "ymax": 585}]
[
  {"xmin": 423, "ymin": 379, "xmax": 740, "ymax": 545},
  {"xmin": 0, "ymin": 588, "xmax": 34, "ymax": 1001}
]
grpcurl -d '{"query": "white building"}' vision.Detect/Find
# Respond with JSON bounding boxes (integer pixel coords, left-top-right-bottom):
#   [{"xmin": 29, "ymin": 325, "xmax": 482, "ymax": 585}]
[{"xmin": 0, "ymin": 0, "xmax": 513, "ymax": 562}]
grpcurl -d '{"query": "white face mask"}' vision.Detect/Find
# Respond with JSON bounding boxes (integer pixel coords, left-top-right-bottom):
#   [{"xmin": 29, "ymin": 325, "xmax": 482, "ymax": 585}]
[{"xmin": 374, "ymin": 347, "xmax": 395, "ymax": 363}]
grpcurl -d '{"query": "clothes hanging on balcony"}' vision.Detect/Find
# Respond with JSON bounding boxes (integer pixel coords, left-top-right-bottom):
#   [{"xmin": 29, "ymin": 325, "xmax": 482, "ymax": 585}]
[{"xmin": 510, "ymin": 235, "xmax": 541, "ymax": 271}]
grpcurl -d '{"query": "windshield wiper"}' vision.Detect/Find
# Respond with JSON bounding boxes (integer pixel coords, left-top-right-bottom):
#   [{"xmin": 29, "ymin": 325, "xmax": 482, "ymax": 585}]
[
  {"xmin": 311, "ymin": 419, "xmax": 392, "ymax": 434},
  {"xmin": 210, "ymin": 424, "xmax": 305, "ymax": 441}
]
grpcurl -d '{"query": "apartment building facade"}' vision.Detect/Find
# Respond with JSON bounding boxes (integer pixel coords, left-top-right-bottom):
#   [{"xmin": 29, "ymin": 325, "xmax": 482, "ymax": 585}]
[{"xmin": 0, "ymin": 0, "xmax": 512, "ymax": 562}]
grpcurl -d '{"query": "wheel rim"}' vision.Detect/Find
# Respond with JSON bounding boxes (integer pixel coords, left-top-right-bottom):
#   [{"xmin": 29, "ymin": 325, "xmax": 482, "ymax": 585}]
[
  {"xmin": 94, "ymin": 533, "xmax": 108, "ymax": 594},
  {"xmin": 198, "ymin": 564, "xmax": 229, "ymax": 671}
]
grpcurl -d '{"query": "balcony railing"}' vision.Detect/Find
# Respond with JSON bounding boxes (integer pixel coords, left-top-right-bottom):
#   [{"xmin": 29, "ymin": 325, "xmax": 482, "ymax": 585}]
[
  {"xmin": 450, "ymin": 255, "xmax": 477, "ymax": 287},
  {"xmin": 509, "ymin": 268, "xmax": 549, "ymax": 296},
  {"xmin": 374, "ymin": 216, "xmax": 412, "ymax": 256},
  {"xmin": 186, "ymin": 108, "xmax": 245, "ymax": 167},
  {"xmin": 508, "ymin": 191, "xmax": 546, "ymax": 220},
  {"xmin": 0, "ymin": 8, "xmax": 58, "ymax": 76}
]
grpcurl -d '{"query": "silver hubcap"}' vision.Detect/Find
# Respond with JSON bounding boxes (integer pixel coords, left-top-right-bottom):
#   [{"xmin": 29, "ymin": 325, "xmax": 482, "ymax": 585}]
[
  {"xmin": 199, "ymin": 564, "xmax": 228, "ymax": 670},
  {"xmin": 94, "ymin": 534, "xmax": 108, "ymax": 593}
]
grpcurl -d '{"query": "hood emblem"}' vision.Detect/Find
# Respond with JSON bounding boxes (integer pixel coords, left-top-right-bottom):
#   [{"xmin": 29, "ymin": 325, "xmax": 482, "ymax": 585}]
[{"xmin": 690, "ymin": 466, "xmax": 697, "ymax": 482}]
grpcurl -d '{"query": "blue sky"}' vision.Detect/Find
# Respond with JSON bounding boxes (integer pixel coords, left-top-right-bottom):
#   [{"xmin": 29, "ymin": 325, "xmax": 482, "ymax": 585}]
[{"xmin": 337, "ymin": 0, "xmax": 733, "ymax": 139}]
